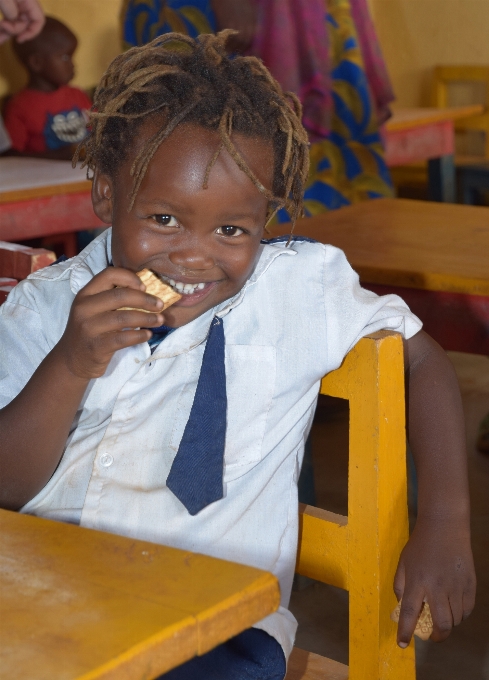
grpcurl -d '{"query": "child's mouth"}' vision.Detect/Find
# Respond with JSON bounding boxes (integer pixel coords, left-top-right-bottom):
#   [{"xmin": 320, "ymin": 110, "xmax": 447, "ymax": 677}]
[{"xmin": 159, "ymin": 275, "xmax": 217, "ymax": 306}]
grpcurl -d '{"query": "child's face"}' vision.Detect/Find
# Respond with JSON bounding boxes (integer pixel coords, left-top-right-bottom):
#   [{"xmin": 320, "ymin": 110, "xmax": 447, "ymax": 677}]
[
  {"xmin": 94, "ymin": 122, "xmax": 275, "ymax": 328},
  {"xmin": 31, "ymin": 33, "xmax": 76, "ymax": 88}
]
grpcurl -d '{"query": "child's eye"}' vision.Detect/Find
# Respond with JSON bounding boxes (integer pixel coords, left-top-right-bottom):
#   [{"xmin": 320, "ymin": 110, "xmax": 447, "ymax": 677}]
[
  {"xmin": 151, "ymin": 214, "xmax": 179, "ymax": 227},
  {"xmin": 216, "ymin": 225, "xmax": 244, "ymax": 237}
]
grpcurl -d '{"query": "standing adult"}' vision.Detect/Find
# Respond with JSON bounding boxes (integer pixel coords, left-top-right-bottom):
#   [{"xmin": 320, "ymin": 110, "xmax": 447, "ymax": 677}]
[{"xmin": 122, "ymin": 0, "xmax": 396, "ymax": 219}]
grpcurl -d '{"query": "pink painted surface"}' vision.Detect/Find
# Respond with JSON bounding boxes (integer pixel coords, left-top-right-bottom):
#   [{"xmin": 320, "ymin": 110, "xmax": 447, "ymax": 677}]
[
  {"xmin": 0, "ymin": 192, "xmax": 104, "ymax": 241},
  {"xmin": 365, "ymin": 283, "xmax": 489, "ymax": 355},
  {"xmin": 385, "ymin": 120, "xmax": 454, "ymax": 167}
]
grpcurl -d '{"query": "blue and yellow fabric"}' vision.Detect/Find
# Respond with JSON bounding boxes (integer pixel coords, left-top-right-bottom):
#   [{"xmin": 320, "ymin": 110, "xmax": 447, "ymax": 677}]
[{"xmin": 122, "ymin": 0, "xmax": 393, "ymax": 220}]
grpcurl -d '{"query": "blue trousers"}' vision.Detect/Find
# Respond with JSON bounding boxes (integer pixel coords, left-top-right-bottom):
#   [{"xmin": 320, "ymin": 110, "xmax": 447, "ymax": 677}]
[{"xmin": 157, "ymin": 628, "xmax": 286, "ymax": 680}]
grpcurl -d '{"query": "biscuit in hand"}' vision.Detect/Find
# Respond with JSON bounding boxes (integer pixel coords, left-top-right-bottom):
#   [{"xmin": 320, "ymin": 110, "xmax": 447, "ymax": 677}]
[
  {"xmin": 390, "ymin": 599, "xmax": 433, "ymax": 641},
  {"xmin": 120, "ymin": 269, "xmax": 182, "ymax": 312}
]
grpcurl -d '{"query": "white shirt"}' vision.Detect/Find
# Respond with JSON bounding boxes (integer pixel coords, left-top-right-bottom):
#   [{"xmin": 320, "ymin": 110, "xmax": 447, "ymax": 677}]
[{"xmin": 0, "ymin": 230, "xmax": 422, "ymax": 659}]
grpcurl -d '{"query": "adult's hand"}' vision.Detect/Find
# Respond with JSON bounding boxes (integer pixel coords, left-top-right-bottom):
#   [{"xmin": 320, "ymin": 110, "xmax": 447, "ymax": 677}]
[
  {"xmin": 211, "ymin": 0, "xmax": 257, "ymax": 53},
  {"xmin": 0, "ymin": 0, "xmax": 45, "ymax": 44}
]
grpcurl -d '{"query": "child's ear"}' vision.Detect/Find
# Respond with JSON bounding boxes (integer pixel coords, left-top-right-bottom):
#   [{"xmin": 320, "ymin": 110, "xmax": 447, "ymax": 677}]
[
  {"xmin": 92, "ymin": 170, "xmax": 114, "ymax": 224},
  {"xmin": 27, "ymin": 53, "xmax": 44, "ymax": 74}
]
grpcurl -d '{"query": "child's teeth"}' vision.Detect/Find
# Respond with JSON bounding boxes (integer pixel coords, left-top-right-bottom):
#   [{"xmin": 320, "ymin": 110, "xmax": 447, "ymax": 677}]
[
  {"xmin": 183, "ymin": 284, "xmax": 193, "ymax": 293},
  {"xmin": 197, "ymin": 283, "xmax": 205, "ymax": 290},
  {"xmin": 169, "ymin": 279, "xmax": 176, "ymax": 286},
  {"xmin": 175, "ymin": 282, "xmax": 184, "ymax": 293}
]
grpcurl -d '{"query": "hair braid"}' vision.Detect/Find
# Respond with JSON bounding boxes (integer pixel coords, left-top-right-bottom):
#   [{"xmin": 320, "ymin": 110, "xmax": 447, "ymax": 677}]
[{"xmin": 74, "ymin": 30, "xmax": 310, "ymax": 228}]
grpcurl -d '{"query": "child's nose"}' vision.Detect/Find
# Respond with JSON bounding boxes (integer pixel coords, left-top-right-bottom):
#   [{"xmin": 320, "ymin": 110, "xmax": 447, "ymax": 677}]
[{"xmin": 168, "ymin": 246, "xmax": 215, "ymax": 272}]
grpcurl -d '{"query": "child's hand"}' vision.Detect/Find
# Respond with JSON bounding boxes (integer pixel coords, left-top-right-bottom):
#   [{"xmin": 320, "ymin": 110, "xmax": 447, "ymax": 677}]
[
  {"xmin": 394, "ymin": 517, "xmax": 476, "ymax": 646},
  {"xmin": 55, "ymin": 267, "xmax": 164, "ymax": 380}
]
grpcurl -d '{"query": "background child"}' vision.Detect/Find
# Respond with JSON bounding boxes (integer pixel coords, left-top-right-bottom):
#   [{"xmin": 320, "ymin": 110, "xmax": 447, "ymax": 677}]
[
  {"xmin": 3, "ymin": 15, "xmax": 91, "ymax": 158},
  {"xmin": 0, "ymin": 32, "xmax": 475, "ymax": 679}
]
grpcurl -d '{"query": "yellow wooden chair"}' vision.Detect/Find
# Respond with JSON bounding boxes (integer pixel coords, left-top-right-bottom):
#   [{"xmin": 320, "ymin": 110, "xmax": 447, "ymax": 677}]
[
  {"xmin": 433, "ymin": 66, "xmax": 489, "ymax": 161},
  {"xmin": 286, "ymin": 331, "xmax": 416, "ymax": 680}
]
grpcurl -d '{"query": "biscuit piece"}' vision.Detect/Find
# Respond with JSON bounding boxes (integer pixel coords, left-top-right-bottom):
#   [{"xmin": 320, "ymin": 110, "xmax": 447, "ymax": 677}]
[
  {"xmin": 121, "ymin": 269, "xmax": 182, "ymax": 312},
  {"xmin": 390, "ymin": 600, "xmax": 433, "ymax": 641}
]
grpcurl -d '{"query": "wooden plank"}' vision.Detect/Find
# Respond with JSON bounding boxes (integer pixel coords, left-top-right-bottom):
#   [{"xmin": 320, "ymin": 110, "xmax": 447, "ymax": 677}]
[
  {"xmin": 0, "ymin": 510, "xmax": 280, "ymax": 680},
  {"xmin": 0, "ymin": 193, "xmax": 104, "ymax": 240},
  {"xmin": 296, "ymin": 505, "xmax": 348, "ymax": 590},
  {"xmin": 271, "ymin": 199, "xmax": 489, "ymax": 296},
  {"xmin": 0, "ymin": 181, "xmax": 91, "ymax": 204},
  {"xmin": 286, "ymin": 648, "xmax": 349, "ymax": 680},
  {"xmin": 0, "ymin": 241, "xmax": 56, "ymax": 279},
  {"xmin": 386, "ymin": 105, "xmax": 484, "ymax": 132},
  {"xmin": 385, "ymin": 120, "xmax": 453, "ymax": 166}
]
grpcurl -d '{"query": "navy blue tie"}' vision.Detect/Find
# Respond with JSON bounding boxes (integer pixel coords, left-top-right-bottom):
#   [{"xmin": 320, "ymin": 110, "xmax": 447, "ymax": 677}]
[{"xmin": 166, "ymin": 316, "xmax": 227, "ymax": 515}]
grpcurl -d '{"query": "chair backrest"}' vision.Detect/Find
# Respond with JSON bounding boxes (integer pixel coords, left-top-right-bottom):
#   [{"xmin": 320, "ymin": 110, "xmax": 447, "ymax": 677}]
[
  {"xmin": 296, "ymin": 331, "xmax": 416, "ymax": 679},
  {"xmin": 432, "ymin": 66, "xmax": 489, "ymax": 158}
]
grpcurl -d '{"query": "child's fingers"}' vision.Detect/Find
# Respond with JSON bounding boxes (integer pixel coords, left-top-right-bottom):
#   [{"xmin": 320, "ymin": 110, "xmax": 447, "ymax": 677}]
[
  {"xmin": 428, "ymin": 595, "xmax": 454, "ymax": 642},
  {"xmin": 79, "ymin": 267, "xmax": 147, "ymax": 297},
  {"xmin": 449, "ymin": 590, "xmax": 465, "ymax": 627},
  {"xmin": 396, "ymin": 589, "xmax": 425, "ymax": 647},
  {"xmin": 87, "ymin": 309, "xmax": 164, "ymax": 336},
  {"xmin": 102, "ymin": 329, "xmax": 153, "ymax": 354},
  {"xmin": 76, "ymin": 286, "xmax": 164, "ymax": 317}
]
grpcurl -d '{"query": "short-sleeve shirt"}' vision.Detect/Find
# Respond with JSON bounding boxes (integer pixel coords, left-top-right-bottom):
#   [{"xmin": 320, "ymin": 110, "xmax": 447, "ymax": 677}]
[
  {"xmin": 4, "ymin": 85, "xmax": 91, "ymax": 153},
  {"xmin": 0, "ymin": 230, "xmax": 422, "ymax": 660}
]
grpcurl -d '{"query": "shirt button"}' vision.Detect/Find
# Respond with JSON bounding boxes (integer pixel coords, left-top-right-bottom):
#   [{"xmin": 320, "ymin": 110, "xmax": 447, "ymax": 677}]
[{"xmin": 100, "ymin": 454, "xmax": 114, "ymax": 467}]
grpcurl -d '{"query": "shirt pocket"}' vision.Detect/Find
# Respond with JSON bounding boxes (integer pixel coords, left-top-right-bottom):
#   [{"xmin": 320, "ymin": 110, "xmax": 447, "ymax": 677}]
[{"xmin": 223, "ymin": 344, "xmax": 276, "ymax": 480}]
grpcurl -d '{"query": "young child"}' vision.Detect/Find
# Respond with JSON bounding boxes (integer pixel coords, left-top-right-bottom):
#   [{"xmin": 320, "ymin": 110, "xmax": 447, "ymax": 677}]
[
  {"xmin": 0, "ymin": 32, "xmax": 475, "ymax": 679},
  {"xmin": 3, "ymin": 16, "xmax": 91, "ymax": 159}
]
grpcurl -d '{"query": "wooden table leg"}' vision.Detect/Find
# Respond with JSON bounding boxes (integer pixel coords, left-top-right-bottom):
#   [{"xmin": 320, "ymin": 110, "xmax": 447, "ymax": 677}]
[{"xmin": 428, "ymin": 154, "xmax": 456, "ymax": 202}]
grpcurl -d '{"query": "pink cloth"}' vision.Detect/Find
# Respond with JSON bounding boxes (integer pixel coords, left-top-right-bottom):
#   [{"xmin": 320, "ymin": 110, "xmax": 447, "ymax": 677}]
[
  {"xmin": 251, "ymin": 0, "xmax": 395, "ymax": 137},
  {"xmin": 251, "ymin": 0, "xmax": 332, "ymax": 139}
]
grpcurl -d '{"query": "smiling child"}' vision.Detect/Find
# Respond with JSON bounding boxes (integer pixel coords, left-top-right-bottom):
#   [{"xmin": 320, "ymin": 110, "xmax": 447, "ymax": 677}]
[
  {"xmin": 4, "ymin": 16, "xmax": 91, "ymax": 158},
  {"xmin": 0, "ymin": 31, "xmax": 475, "ymax": 679}
]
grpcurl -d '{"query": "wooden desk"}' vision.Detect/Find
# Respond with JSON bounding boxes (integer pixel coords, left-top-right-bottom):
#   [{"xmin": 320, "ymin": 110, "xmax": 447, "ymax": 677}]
[
  {"xmin": 271, "ymin": 198, "xmax": 489, "ymax": 354},
  {"xmin": 0, "ymin": 157, "xmax": 104, "ymax": 243},
  {"xmin": 0, "ymin": 509, "xmax": 279, "ymax": 680},
  {"xmin": 385, "ymin": 106, "xmax": 484, "ymax": 202}
]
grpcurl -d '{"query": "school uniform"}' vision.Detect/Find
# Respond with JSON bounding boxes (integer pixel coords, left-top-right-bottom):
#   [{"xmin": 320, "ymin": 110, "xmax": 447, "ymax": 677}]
[{"xmin": 0, "ymin": 230, "xmax": 422, "ymax": 677}]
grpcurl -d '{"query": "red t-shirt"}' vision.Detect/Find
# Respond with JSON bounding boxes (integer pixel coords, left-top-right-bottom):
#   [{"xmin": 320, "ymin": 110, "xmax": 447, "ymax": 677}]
[{"xmin": 4, "ymin": 85, "xmax": 92, "ymax": 153}]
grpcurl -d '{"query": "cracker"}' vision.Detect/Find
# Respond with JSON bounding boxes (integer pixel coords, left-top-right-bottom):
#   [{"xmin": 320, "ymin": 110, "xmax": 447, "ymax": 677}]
[
  {"xmin": 390, "ymin": 600, "xmax": 433, "ymax": 641},
  {"xmin": 120, "ymin": 268, "xmax": 182, "ymax": 312}
]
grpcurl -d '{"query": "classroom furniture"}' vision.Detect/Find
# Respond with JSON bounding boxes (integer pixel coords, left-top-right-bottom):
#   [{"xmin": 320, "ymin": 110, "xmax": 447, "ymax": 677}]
[
  {"xmin": 433, "ymin": 66, "xmax": 489, "ymax": 206},
  {"xmin": 0, "ymin": 509, "xmax": 280, "ymax": 680},
  {"xmin": 272, "ymin": 198, "xmax": 489, "ymax": 356},
  {"xmin": 432, "ymin": 66, "xmax": 489, "ymax": 160},
  {"xmin": 0, "ymin": 157, "xmax": 103, "ymax": 257},
  {"xmin": 286, "ymin": 331, "xmax": 414, "ymax": 679},
  {"xmin": 0, "ymin": 241, "xmax": 56, "ymax": 303},
  {"xmin": 385, "ymin": 105, "xmax": 484, "ymax": 202}
]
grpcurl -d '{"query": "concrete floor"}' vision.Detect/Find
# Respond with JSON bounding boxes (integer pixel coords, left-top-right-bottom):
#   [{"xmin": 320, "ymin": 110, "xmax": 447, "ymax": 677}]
[{"xmin": 289, "ymin": 351, "xmax": 489, "ymax": 679}]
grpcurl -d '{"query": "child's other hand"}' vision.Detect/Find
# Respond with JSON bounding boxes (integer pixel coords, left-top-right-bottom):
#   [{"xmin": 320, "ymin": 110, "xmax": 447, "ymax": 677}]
[
  {"xmin": 393, "ymin": 517, "xmax": 476, "ymax": 646},
  {"xmin": 56, "ymin": 267, "xmax": 164, "ymax": 380}
]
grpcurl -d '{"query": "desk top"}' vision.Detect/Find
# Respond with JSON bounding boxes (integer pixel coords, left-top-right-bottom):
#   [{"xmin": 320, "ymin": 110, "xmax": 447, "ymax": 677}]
[
  {"xmin": 0, "ymin": 510, "xmax": 279, "ymax": 680},
  {"xmin": 0, "ymin": 157, "xmax": 91, "ymax": 203},
  {"xmin": 271, "ymin": 199, "xmax": 489, "ymax": 296},
  {"xmin": 386, "ymin": 105, "xmax": 484, "ymax": 132}
]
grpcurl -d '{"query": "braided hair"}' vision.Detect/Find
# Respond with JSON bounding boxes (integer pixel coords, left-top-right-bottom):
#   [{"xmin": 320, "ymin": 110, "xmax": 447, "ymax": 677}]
[{"xmin": 75, "ymin": 30, "xmax": 310, "ymax": 227}]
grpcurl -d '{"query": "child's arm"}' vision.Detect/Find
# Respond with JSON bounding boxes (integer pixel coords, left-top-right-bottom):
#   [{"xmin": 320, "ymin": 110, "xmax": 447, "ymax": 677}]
[
  {"xmin": 0, "ymin": 267, "xmax": 164, "ymax": 511},
  {"xmin": 395, "ymin": 330, "xmax": 476, "ymax": 646}
]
